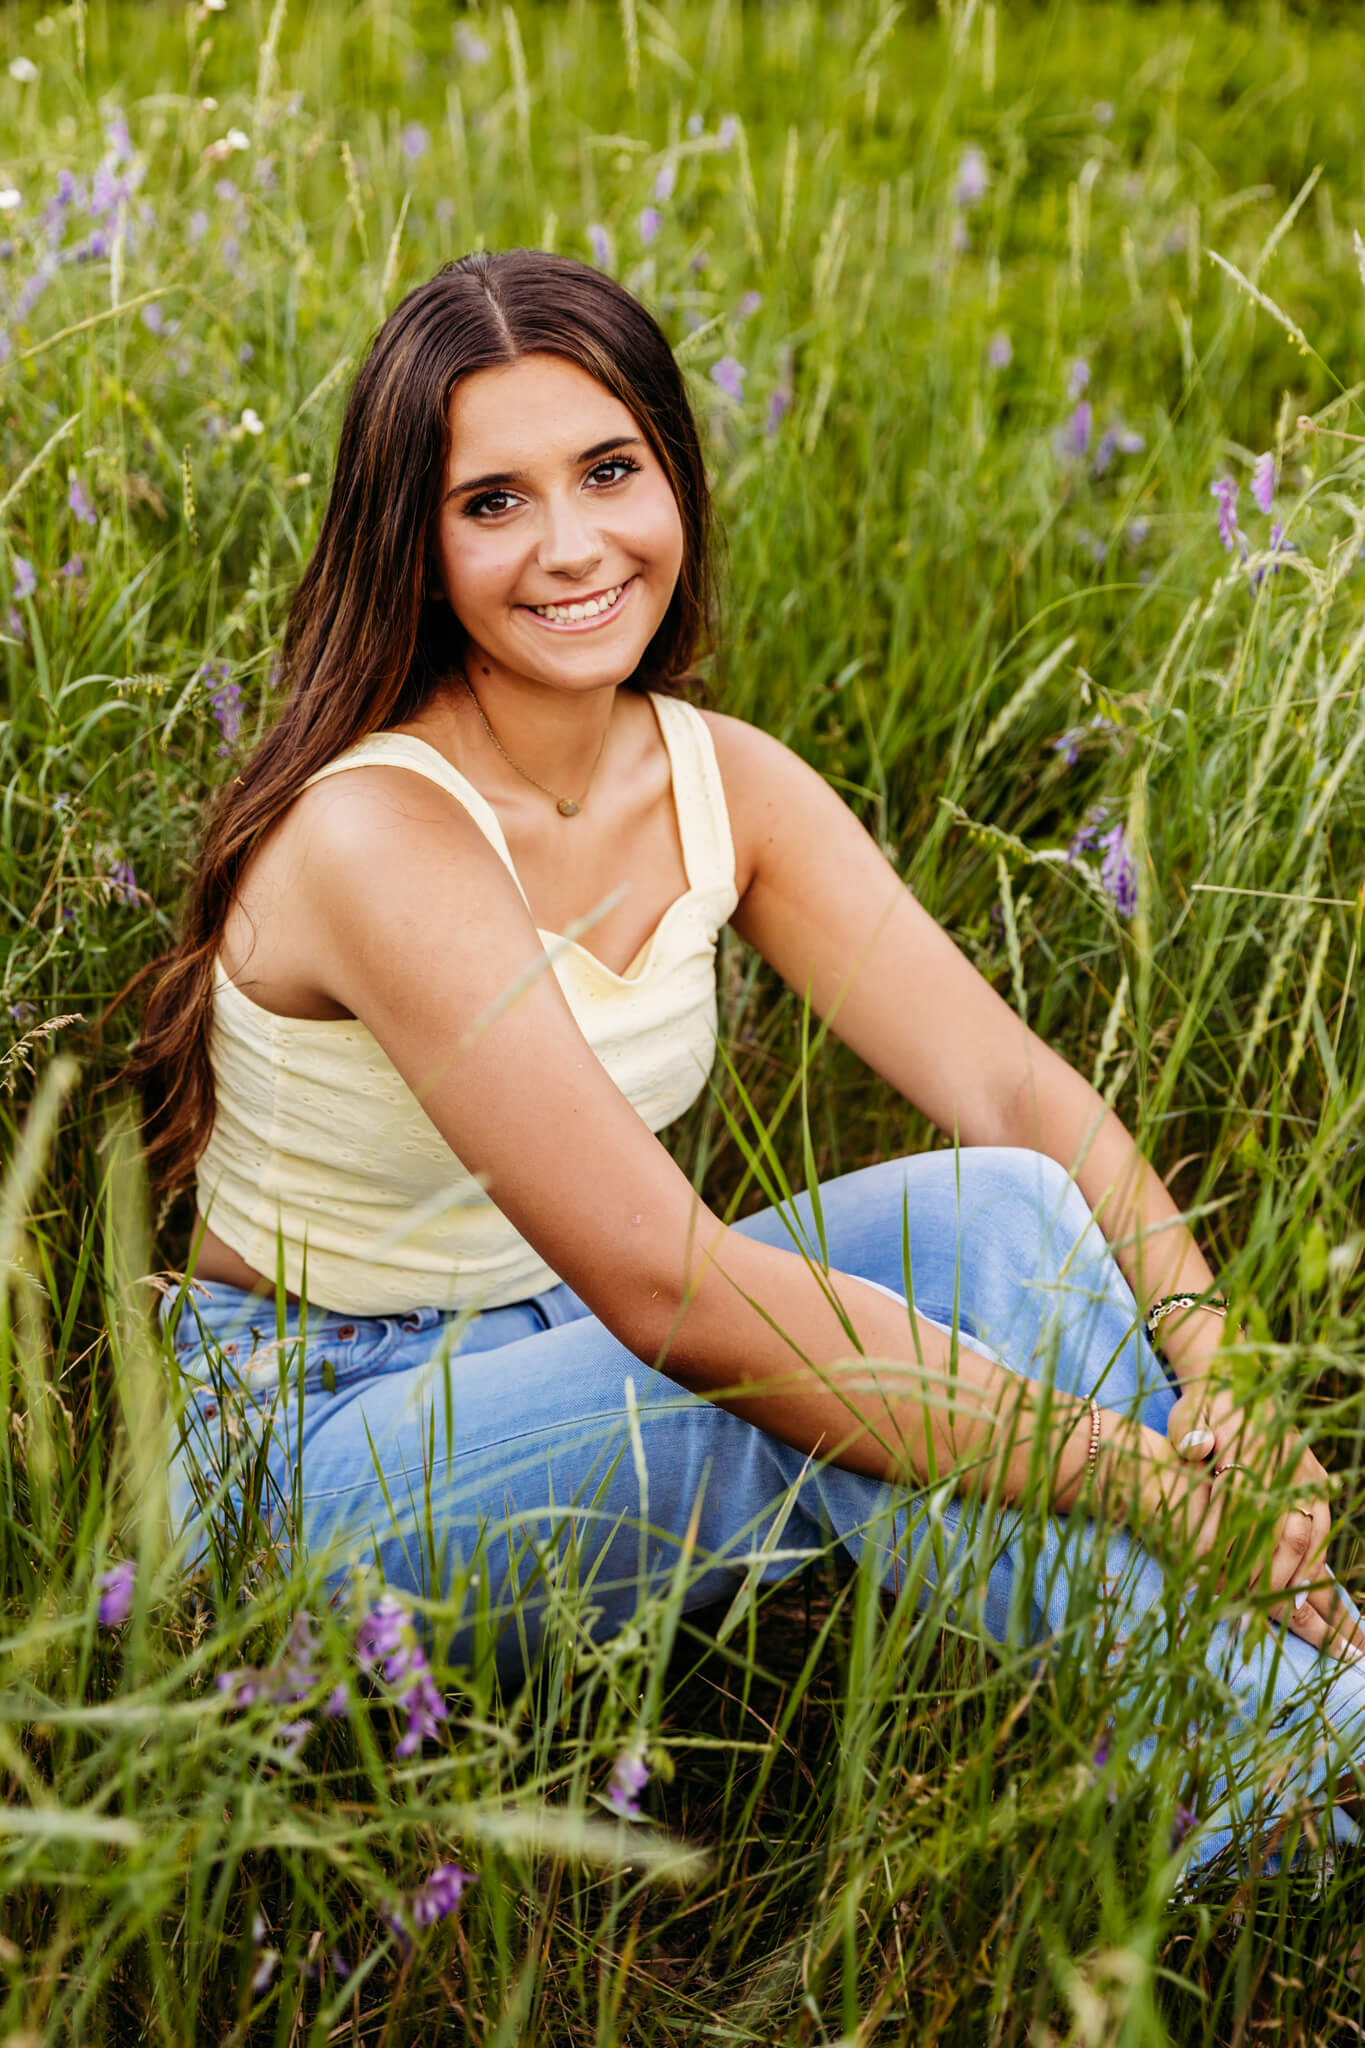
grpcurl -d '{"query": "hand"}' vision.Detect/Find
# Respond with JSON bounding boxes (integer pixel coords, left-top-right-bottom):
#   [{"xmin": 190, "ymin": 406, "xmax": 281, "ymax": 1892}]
[
  {"xmin": 1166, "ymin": 1380, "xmax": 1365, "ymax": 1661},
  {"xmin": 1106, "ymin": 1417, "xmax": 1364, "ymax": 1666}
]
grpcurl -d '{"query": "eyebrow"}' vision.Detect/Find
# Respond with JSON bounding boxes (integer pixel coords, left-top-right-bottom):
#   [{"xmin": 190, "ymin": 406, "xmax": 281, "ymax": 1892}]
[{"xmin": 445, "ymin": 436, "xmax": 645, "ymax": 500}]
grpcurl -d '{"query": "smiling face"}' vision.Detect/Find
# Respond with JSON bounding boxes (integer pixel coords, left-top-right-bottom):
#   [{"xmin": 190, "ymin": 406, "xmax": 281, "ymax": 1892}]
[{"xmin": 434, "ymin": 352, "xmax": 686, "ymax": 698}]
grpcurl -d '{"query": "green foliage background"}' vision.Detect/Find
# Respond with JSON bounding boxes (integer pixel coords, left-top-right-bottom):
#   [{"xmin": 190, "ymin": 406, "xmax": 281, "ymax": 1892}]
[{"xmin": 1, "ymin": 0, "xmax": 1364, "ymax": 2041}]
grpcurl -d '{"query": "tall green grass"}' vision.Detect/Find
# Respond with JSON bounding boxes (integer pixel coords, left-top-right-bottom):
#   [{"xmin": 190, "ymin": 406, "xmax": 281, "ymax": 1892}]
[{"xmin": 2, "ymin": 0, "xmax": 1365, "ymax": 2039}]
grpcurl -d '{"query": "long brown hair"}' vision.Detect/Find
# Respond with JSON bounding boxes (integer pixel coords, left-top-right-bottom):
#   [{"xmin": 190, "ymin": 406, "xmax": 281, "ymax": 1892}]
[{"xmin": 126, "ymin": 248, "xmax": 718, "ymax": 1197}]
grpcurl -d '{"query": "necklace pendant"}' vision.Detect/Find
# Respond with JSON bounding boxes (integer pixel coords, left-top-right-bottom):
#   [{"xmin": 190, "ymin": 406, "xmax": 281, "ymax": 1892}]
[{"xmin": 556, "ymin": 797, "xmax": 581, "ymax": 817}]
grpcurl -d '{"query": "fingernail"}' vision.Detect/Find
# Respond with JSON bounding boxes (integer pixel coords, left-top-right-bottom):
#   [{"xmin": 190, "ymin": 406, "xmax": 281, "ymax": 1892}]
[
  {"xmin": 1295, "ymin": 1585, "xmax": 1310, "ymax": 1613},
  {"xmin": 1179, "ymin": 1430, "xmax": 1214, "ymax": 1453}
]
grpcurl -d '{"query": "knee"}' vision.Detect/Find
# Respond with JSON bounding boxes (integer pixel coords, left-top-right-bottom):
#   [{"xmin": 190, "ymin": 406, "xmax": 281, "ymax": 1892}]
[{"xmin": 962, "ymin": 1147, "xmax": 1096, "ymax": 1261}]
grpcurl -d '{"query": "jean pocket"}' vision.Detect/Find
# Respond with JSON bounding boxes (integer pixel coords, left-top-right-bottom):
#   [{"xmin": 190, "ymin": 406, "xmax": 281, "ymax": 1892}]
[{"xmin": 297, "ymin": 1315, "xmax": 399, "ymax": 1396}]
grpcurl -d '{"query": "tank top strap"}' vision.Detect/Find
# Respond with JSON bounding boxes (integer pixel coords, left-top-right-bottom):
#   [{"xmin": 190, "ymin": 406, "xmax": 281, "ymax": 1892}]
[
  {"xmin": 648, "ymin": 693, "xmax": 736, "ymax": 897},
  {"xmin": 302, "ymin": 731, "xmax": 532, "ymax": 910}
]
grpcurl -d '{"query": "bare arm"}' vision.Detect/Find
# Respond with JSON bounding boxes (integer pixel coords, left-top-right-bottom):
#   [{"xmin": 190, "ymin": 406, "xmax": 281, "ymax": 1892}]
[{"xmin": 712, "ymin": 713, "xmax": 1219, "ymax": 1368}]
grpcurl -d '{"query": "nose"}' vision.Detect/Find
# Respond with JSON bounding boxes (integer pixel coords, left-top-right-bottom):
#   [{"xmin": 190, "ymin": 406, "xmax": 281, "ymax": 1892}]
[{"xmin": 537, "ymin": 487, "xmax": 602, "ymax": 582}]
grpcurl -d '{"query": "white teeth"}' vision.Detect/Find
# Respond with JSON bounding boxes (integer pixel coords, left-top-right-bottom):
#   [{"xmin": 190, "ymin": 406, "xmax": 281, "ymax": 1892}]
[{"xmin": 530, "ymin": 582, "xmax": 625, "ymax": 622}]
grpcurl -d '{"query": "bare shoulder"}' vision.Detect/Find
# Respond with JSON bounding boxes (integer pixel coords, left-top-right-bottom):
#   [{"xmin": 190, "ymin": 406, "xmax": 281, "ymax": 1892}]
[
  {"xmin": 697, "ymin": 709, "xmax": 838, "ymax": 896},
  {"xmin": 275, "ymin": 761, "xmax": 507, "ymax": 895},
  {"xmin": 229, "ymin": 761, "xmax": 524, "ymax": 1005}
]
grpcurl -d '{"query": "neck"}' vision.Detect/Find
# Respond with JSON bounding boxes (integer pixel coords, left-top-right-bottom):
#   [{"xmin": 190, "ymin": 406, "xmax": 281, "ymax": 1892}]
[{"xmin": 455, "ymin": 668, "xmax": 620, "ymax": 803}]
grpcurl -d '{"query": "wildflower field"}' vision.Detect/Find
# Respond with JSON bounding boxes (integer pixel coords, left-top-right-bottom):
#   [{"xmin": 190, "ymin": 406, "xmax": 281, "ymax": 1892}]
[{"xmin": 3, "ymin": 0, "xmax": 1365, "ymax": 2040}]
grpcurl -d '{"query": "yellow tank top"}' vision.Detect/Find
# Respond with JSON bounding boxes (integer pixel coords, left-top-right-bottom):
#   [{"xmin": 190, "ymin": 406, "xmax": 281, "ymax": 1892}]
[{"xmin": 195, "ymin": 692, "xmax": 738, "ymax": 1314}]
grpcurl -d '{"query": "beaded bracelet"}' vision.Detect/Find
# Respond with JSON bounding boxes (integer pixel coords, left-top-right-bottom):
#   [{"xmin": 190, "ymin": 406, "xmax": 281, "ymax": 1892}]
[
  {"xmin": 1084, "ymin": 1396, "xmax": 1102, "ymax": 1492},
  {"xmin": 1144, "ymin": 1292, "xmax": 1230, "ymax": 1349}
]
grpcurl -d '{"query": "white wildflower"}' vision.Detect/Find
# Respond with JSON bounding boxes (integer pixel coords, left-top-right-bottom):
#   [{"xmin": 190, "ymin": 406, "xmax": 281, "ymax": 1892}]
[
  {"xmin": 0, "ymin": 189, "xmax": 21, "ymax": 212},
  {"xmin": 226, "ymin": 127, "xmax": 249, "ymax": 151},
  {"xmin": 9, "ymin": 58, "xmax": 39, "ymax": 84},
  {"xmin": 240, "ymin": 408, "xmax": 264, "ymax": 436},
  {"xmin": 1355, "ymin": 228, "xmax": 1365, "ymax": 290}
]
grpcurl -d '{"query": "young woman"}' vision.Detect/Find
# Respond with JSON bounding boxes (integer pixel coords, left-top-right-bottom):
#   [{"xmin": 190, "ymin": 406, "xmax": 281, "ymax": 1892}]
[{"xmin": 132, "ymin": 249, "xmax": 1363, "ymax": 1880}]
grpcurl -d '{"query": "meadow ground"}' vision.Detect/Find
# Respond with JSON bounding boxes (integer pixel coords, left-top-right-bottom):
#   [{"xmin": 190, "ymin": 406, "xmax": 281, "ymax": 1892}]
[{"xmin": 2, "ymin": 0, "xmax": 1365, "ymax": 2041}]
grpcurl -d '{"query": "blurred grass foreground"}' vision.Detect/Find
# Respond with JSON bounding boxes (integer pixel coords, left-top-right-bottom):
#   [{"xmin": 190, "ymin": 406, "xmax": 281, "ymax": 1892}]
[{"xmin": 3, "ymin": 0, "xmax": 1365, "ymax": 2040}]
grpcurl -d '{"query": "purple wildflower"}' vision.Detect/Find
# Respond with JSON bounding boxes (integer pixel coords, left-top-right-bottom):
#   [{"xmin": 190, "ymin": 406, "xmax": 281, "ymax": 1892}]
[
  {"xmin": 1210, "ymin": 476, "xmax": 1244, "ymax": 555},
  {"xmin": 736, "ymin": 290, "xmax": 762, "ymax": 321},
  {"xmin": 60, "ymin": 555, "xmax": 84, "ymax": 580},
  {"xmin": 68, "ymin": 472, "xmax": 97, "ymax": 527},
  {"xmin": 1250, "ymin": 520, "xmax": 1295, "ymax": 589},
  {"xmin": 1067, "ymin": 358, "xmax": 1091, "ymax": 401},
  {"xmin": 323, "ymin": 1683, "xmax": 349, "ymax": 1718},
  {"xmin": 6, "ymin": 607, "xmax": 25, "ymax": 641},
  {"xmin": 1098, "ymin": 823, "xmax": 1137, "ymax": 918},
  {"xmin": 15, "ymin": 263, "xmax": 55, "ymax": 320},
  {"xmin": 97, "ymin": 1558, "xmax": 135, "ymax": 1626},
  {"xmin": 55, "ymin": 169, "xmax": 78, "ymax": 208},
  {"xmin": 717, "ymin": 115, "xmax": 739, "ymax": 147},
  {"xmin": 271, "ymin": 1611, "xmax": 318, "ymax": 1703},
  {"xmin": 238, "ymin": 340, "xmax": 254, "ymax": 364},
  {"xmin": 607, "ymin": 1744, "xmax": 650, "ymax": 1818},
  {"xmin": 987, "ymin": 330, "xmax": 1012, "ymax": 370},
  {"xmin": 652, "ymin": 161, "xmax": 677, "ymax": 205},
  {"xmin": 1116, "ymin": 427, "xmax": 1145, "ymax": 456},
  {"xmin": 1053, "ymin": 728, "xmax": 1085, "ymax": 768},
  {"xmin": 1058, "ymin": 400, "xmax": 1092, "ymax": 459},
  {"xmin": 89, "ymin": 162, "xmax": 132, "ymax": 219},
  {"xmin": 12, "ymin": 556, "xmax": 36, "ymax": 602},
  {"xmin": 455, "ymin": 24, "xmax": 490, "ymax": 62},
  {"xmin": 1093, "ymin": 427, "xmax": 1118, "ymax": 476},
  {"xmin": 1171, "ymin": 1802, "xmax": 1197, "ymax": 1850},
  {"xmin": 141, "ymin": 301, "xmax": 166, "ymax": 333},
  {"xmin": 105, "ymin": 859, "xmax": 139, "ymax": 908},
  {"xmin": 1251, "ymin": 451, "xmax": 1275, "ymax": 516},
  {"xmin": 105, "ymin": 111, "xmax": 132, "ymax": 165},
  {"xmin": 218, "ymin": 1668, "xmax": 264, "ymax": 1707},
  {"xmin": 638, "ymin": 205, "xmax": 661, "ymax": 246},
  {"xmin": 950, "ymin": 215, "xmax": 969, "ymax": 255},
  {"xmin": 710, "ymin": 354, "xmax": 746, "ymax": 402},
  {"xmin": 411, "ymin": 1863, "xmax": 473, "ymax": 1928},
  {"xmin": 954, "ymin": 145, "xmax": 988, "ymax": 208},
  {"xmin": 399, "ymin": 122, "xmax": 430, "ymax": 164},
  {"xmin": 10, "ymin": 1002, "xmax": 37, "ymax": 1026},
  {"xmin": 383, "ymin": 1904, "xmax": 414, "ymax": 1958},
  {"xmin": 356, "ymin": 1592, "xmax": 408, "ymax": 1667},
  {"xmin": 357, "ymin": 1592, "xmax": 448, "ymax": 1757},
  {"xmin": 767, "ymin": 385, "xmax": 791, "ymax": 436},
  {"xmin": 394, "ymin": 1657, "xmax": 448, "ymax": 1756},
  {"xmin": 587, "ymin": 222, "xmax": 610, "ymax": 269},
  {"xmin": 187, "ymin": 209, "xmax": 209, "ymax": 242},
  {"xmin": 1067, "ymin": 807, "xmax": 1106, "ymax": 862},
  {"xmin": 1093, "ymin": 1734, "xmax": 1110, "ymax": 1770},
  {"xmin": 198, "ymin": 658, "xmax": 242, "ymax": 751}
]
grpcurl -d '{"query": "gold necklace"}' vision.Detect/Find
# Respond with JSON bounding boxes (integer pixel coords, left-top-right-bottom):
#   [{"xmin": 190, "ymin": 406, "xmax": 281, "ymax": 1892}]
[{"xmin": 462, "ymin": 677, "xmax": 609, "ymax": 818}]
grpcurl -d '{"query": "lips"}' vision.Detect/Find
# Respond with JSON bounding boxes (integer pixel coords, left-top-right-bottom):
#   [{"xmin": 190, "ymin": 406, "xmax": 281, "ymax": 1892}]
[{"xmin": 521, "ymin": 576, "xmax": 636, "ymax": 631}]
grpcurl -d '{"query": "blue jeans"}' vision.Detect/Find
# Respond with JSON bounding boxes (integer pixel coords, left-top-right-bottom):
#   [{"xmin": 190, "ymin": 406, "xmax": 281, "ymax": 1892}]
[{"xmin": 165, "ymin": 1146, "xmax": 1364, "ymax": 1879}]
